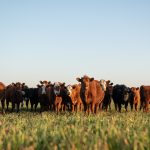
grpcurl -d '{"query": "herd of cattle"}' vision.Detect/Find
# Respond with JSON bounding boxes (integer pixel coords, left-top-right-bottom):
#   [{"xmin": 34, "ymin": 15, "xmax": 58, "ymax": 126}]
[{"xmin": 0, "ymin": 75, "xmax": 150, "ymax": 114}]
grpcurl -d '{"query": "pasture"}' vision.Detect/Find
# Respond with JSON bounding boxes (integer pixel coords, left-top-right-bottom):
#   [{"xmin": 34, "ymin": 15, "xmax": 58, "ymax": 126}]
[{"xmin": 0, "ymin": 108, "xmax": 150, "ymax": 150}]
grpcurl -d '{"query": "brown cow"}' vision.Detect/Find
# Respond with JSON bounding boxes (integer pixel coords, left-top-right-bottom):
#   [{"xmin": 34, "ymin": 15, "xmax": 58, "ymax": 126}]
[
  {"xmin": 5, "ymin": 82, "xmax": 24, "ymax": 112},
  {"xmin": 67, "ymin": 84, "xmax": 83, "ymax": 112},
  {"xmin": 53, "ymin": 82, "xmax": 63, "ymax": 114},
  {"xmin": 140, "ymin": 86, "xmax": 150, "ymax": 112},
  {"xmin": 0, "ymin": 82, "xmax": 6, "ymax": 114},
  {"xmin": 130, "ymin": 87, "xmax": 140, "ymax": 111},
  {"xmin": 76, "ymin": 75, "xmax": 106, "ymax": 114}
]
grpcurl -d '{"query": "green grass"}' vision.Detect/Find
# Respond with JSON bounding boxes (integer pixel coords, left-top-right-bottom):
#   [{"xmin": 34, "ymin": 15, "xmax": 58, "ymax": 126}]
[{"xmin": 0, "ymin": 109, "xmax": 150, "ymax": 150}]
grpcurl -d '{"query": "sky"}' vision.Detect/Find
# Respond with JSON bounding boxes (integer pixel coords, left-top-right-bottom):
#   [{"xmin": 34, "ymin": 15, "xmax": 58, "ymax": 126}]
[{"xmin": 0, "ymin": 0, "xmax": 150, "ymax": 87}]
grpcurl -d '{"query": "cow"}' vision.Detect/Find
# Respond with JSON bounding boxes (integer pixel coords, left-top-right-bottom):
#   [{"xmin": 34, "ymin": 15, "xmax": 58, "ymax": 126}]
[
  {"xmin": 5, "ymin": 82, "xmax": 24, "ymax": 112},
  {"xmin": 140, "ymin": 86, "xmax": 150, "ymax": 112},
  {"xmin": 67, "ymin": 84, "xmax": 83, "ymax": 112},
  {"xmin": 60, "ymin": 83, "xmax": 72, "ymax": 112},
  {"xmin": 102, "ymin": 80, "xmax": 113, "ymax": 111},
  {"xmin": 21, "ymin": 83, "xmax": 29, "ymax": 109},
  {"xmin": 52, "ymin": 82, "xmax": 63, "ymax": 114},
  {"xmin": 76, "ymin": 75, "xmax": 106, "ymax": 114},
  {"xmin": 0, "ymin": 82, "xmax": 6, "ymax": 114},
  {"xmin": 38, "ymin": 81, "xmax": 51, "ymax": 112},
  {"xmin": 112, "ymin": 84, "xmax": 131, "ymax": 112},
  {"xmin": 30, "ymin": 88, "xmax": 39, "ymax": 112},
  {"xmin": 130, "ymin": 87, "xmax": 140, "ymax": 111},
  {"xmin": 24, "ymin": 87, "xmax": 39, "ymax": 112}
]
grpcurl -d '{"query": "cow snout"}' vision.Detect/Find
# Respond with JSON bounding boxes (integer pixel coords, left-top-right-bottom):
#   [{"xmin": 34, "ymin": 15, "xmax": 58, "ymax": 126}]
[{"xmin": 124, "ymin": 94, "xmax": 129, "ymax": 101}]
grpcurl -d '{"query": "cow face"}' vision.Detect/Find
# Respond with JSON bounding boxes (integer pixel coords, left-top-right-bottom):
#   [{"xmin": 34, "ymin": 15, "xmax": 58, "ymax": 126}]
[
  {"xmin": 131, "ymin": 87, "xmax": 140, "ymax": 102},
  {"xmin": 54, "ymin": 82, "xmax": 61, "ymax": 96},
  {"xmin": 66, "ymin": 85, "xmax": 73, "ymax": 96},
  {"xmin": 100, "ymin": 79, "xmax": 107, "ymax": 91},
  {"xmin": 76, "ymin": 76, "xmax": 94, "ymax": 92},
  {"xmin": 106, "ymin": 81, "xmax": 113, "ymax": 95},
  {"xmin": 41, "ymin": 85, "xmax": 46, "ymax": 95},
  {"xmin": 123, "ymin": 88, "xmax": 130, "ymax": 102}
]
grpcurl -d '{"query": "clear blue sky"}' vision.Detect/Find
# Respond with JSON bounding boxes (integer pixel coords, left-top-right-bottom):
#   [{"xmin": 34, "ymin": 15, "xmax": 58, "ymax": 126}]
[{"xmin": 0, "ymin": 0, "xmax": 150, "ymax": 87}]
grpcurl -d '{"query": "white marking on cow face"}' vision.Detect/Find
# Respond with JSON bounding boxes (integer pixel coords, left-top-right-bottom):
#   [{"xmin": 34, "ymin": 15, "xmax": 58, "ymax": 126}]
[
  {"xmin": 124, "ymin": 93, "xmax": 129, "ymax": 101},
  {"xmin": 41, "ymin": 85, "xmax": 46, "ymax": 94},
  {"xmin": 22, "ymin": 91, "xmax": 25, "ymax": 95},
  {"xmin": 67, "ymin": 85, "xmax": 73, "ymax": 96},
  {"xmin": 100, "ymin": 79, "xmax": 107, "ymax": 91},
  {"xmin": 54, "ymin": 82, "xmax": 61, "ymax": 96}
]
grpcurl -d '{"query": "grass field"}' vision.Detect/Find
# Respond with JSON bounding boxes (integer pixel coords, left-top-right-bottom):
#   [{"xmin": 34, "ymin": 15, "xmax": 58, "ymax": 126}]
[{"xmin": 0, "ymin": 108, "xmax": 150, "ymax": 150}]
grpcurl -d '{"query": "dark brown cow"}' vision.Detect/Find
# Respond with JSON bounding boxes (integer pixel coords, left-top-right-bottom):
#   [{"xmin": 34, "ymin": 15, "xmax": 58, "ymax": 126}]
[
  {"xmin": 102, "ymin": 80, "xmax": 113, "ymax": 111},
  {"xmin": 140, "ymin": 86, "xmax": 150, "ymax": 112},
  {"xmin": 38, "ymin": 81, "xmax": 51, "ymax": 112},
  {"xmin": 130, "ymin": 87, "xmax": 140, "ymax": 111},
  {"xmin": 5, "ymin": 82, "xmax": 24, "ymax": 112},
  {"xmin": 67, "ymin": 84, "xmax": 83, "ymax": 112},
  {"xmin": 76, "ymin": 75, "xmax": 106, "ymax": 114},
  {"xmin": 0, "ymin": 82, "xmax": 6, "ymax": 114}
]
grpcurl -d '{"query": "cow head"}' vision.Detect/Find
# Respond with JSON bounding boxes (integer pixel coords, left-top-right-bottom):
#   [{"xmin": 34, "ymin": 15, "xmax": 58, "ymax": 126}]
[
  {"xmin": 54, "ymin": 82, "xmax": 61, "ymax": 96},
  {"xmin": 123, "ymin": 87, "xmax": 130, "ymax": 102},
  {"xmin": 66, "ymin": 85, "xmax": 73, "ymax": 96},
  {"xmin": 39, "ymin": 80, "xmax": 50, "ymax": 95},
  {"xmin": 105, "ymin": 80, "xmax": 113, "ymax": 95},
  {"xmin": 131, "ymin": 87, "xmax": 140, "ymax": 102},
  {"xmin": 100, "ymin": 79, "xmax": 107, "ymax": 91},
  {"xmin": 76, "ymin": 75, "xmax": 94, "ymax": 92}
]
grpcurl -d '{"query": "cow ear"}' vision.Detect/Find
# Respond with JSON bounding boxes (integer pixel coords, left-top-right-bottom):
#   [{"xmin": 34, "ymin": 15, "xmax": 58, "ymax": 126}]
[
  {"xmin": 76, "ymin": 78, "xmax": 82, "ymax": 82},
  {"xmin": 61, "ymin": 82, "xmax": 65, "ymax": 86},
  {"xmin": 40, "ymin": 81, "xmax": 43, "ymax": 84},
  {"xmin": 72, "ymin": 85, "xmax": 76, "ymax": 89},
  {"xmin": 110, "ymin": 82, "xmax": 113, "ymax": 85},
  {"xmin": 90, "ymin": 78, "xmax": 94, "ymax": 81},
  {"xmin": 48, "ymin": 81, "xmax": 51, "ymax": 85},
  {"xmin": 22, "ymin": 83, "xmax": 25, "ymax": 86},
  {"xmin": 107, "ymin": 80, "xmax": 110, "ymax": 84},
  {"xmin": 37, "ymin": 84, "xmax": 40, "ymax": 88},
  {"xmin": 136, "ymin": 87, "xmax": 139, "ymax": 90}
]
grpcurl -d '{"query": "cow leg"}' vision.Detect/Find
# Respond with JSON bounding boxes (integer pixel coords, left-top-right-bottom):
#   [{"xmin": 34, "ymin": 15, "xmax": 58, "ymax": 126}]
[
  {"xmin": 40, "ymin": 103, "xmax": 43, "ymax": 113},
  {"xmin": 72, "ymin": 104, "xmax": 75, "ymax": 112},
  {"xmin": 1, "ymin": 97, "xmax": 5, "ymax": 114},
  {"xmin": 130, "ymin": 101, "xmax": 133, "ymax": 111},
  {"xmin": 91, "ymin": 103, "xmax": 95, "ymax": 114},
  {"xmin": 109, "ymin": 99, "xmax": 112, "ymax": 111},
  {"xmin": 6, "ymin": 100, "xmax": 9, "ymax": 111},
  {"xmin": 125, "ymin": 102, "xmax": 128, "ymax": 112},
  {"xmin": 21, "ymin": 101, "xmax": 24, "ymax": 108},
  {"xmin": 56, "ymin": 104, "xmax": 59, "ymax": 115},
  {"xmin": 26, "ymin": 99, "xmax": 29, "ymax": 110},
  {"xmin": 31, "ymin": 103, "xmax": 33, "ymax": 112},
  {"xmin": 35, "ymin": 103, "xmax": 38, "ymax": 112},
  {"xmin": 105, "ymin": 104, "xmax": 108, "ymax": 112},
  {"xmin": 114, "ymin": 103, "xmax": 118, "ymax": 111},
  {"xmin": 135, "ymin": 103, "xmax": 138, "ymax": 111},
  {"xmin": 17, "ymin": 103, "xmax": 20, "ymax": 113},
  {"xmin": 77, "ymin": 103, "xmax": 80, "ymax": 112},
  {"xmin": 118, "ymin": 104, "xmax": 121, "ymax": 113},
  {"xmin": 11, "ymin": 102, "xmax": 15, "ymax": 112},
  {"xmin": 87, "ymin": 105, "xmax": 90, "ymax": 115},
  {"xmin": 95, "ymin": 104, "xmax": 99, "ymax": 114},
  {"xmin": 64, "ymin": 104, "xmax": 67, "ymax": 112},
  {"xmin": 140, "ymin": 101, "xmax": 143, "ymax": 111}
]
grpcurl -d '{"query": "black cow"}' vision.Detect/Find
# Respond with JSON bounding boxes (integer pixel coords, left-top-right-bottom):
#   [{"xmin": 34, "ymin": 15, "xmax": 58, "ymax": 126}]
[
  {"xmin": 112, "ymin": 84, "xmax": 131, "ymax": 112},
  {"xmin": 102, "ymin": 80, "xmax": 113, "ymax": 111},
  {"xmin": 28, "ymin": 88, "xmax": 39, "ymax": 111}
]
